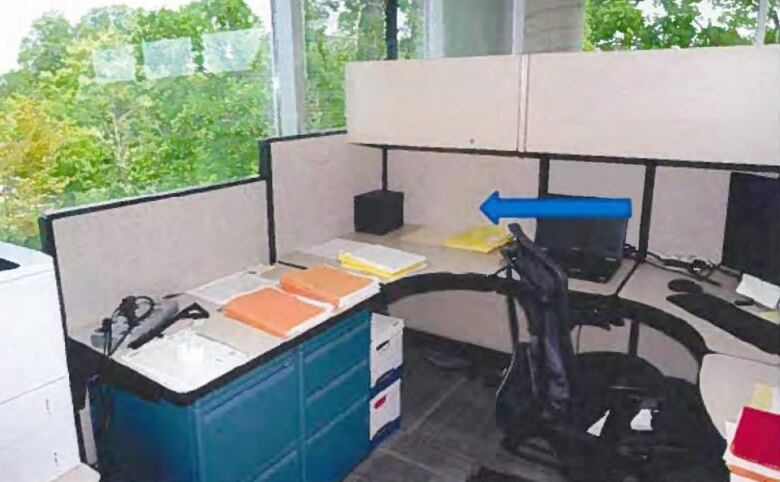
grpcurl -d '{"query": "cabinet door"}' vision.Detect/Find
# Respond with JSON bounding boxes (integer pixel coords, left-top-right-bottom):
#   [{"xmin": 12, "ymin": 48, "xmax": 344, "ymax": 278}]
[
  {"xmin": 0, "ymin": 270, "xmax": 68, "ymax": 402},
  {"xmin": 347, "ymin": 56, "xmax": 524, "ymax": 151},
  {"xmin": 305, "ymin": 397, "xmax": 369, "ymax": 482},
  {"xmin": 198, "ymin": 357, "xmax": 300, "ymax": 482},
  {"xmin": 525, "ymin": 46, "xmax": 780, "ymax": 164}
]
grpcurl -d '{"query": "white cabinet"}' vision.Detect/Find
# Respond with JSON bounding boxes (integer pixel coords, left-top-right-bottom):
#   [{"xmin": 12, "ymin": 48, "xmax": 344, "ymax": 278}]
[
  {"xmin": 0, "ymin": 242, "xmax": 79, "ymax": 481},
  {"xmin": 525, "ymin": 45, "xmax": 780, "ymax": 165},
  {"xmin": 0, "ymin": 265, "xmax": 68, "ymax": 403},
  {"xmin": 346, "ymin": 55, "xmax": 525, "ymax": 151}
]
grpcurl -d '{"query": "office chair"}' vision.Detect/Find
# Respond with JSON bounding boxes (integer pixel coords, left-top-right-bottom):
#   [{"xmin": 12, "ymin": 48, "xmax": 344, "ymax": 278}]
[{"xmin": 494, "ymin": 224, "xmax": 725, "ymax": 482}]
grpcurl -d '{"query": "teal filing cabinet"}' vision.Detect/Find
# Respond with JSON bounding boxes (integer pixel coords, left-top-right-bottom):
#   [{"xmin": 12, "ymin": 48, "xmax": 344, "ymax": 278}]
[{"xmin": 93, "ymin": 310, "xmax": 370, "ymax": 482}]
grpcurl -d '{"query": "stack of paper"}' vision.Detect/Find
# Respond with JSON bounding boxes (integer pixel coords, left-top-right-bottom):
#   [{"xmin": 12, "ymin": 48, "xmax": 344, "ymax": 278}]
[
  {"xmin": 223, "ymin": 287, "xmax": 332, "ymax": 337},
  {"xmin": 338, "ymin": 244, "xmax": 426, "ymax": 281},
  {"xmin": 444, "ymin": 225, "xmax": 512, "ymax": 253},
  {"xmin": 188, "ymin": 271, "xmax": 274, "ymax": 306},
  {"xmin": 723, "ymin": 385, "xmax": 780, "ymax": 482},
  {"xmin": 121, "ymin": 329, "xmax": 248, "ymax": 393},
  {"xmin": 280, "ymin": 265, "xmax": 380, "ymax": 308},
  {"xmin": 299, "ymin": 238, "xmax": 374, "ymax": 260}
]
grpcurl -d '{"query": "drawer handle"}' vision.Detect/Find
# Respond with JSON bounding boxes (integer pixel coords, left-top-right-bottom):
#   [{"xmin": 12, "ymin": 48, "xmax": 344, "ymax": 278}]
[
  {"xmin": 373, "ymin": 395, "xmax": 387, "ymax": 409},
  {"xmin": 375, "ymin": 341, "xmax": 390, "ymax": 352}
]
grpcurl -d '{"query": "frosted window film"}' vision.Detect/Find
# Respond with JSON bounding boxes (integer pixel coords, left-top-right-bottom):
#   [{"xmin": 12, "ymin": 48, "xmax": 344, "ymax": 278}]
[
  {"xmin": 203, "ymin": 28, "xmax": 263, "ymax": 73},
  {"xmin": 143, "ymin": 37, "xmax": 194, "ymax": 79},
  {"xmin": 92, "ymin": 46, "xmax": 136, "ymax": 84}
]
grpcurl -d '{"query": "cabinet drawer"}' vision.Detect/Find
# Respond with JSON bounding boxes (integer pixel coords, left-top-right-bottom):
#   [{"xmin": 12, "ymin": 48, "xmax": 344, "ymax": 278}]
[
  {"xmin": 198, "ymin": 351, "xmax": 295, "ymax": 412},
  {"xmin": 199, "ymin": 358, "xmax": 299, "ymax": 482},
  {"xmin": 0, "ymin": 377, "xmax": 73, "ymax": 451},
  {"xmin": 303, "ymin": 310, "xmax": 369, "ymax": 355},
  {"xmin": 306, "ymin": 359, "xmax": 369, "ymax": 437},
  {"xmin": 0, "ymin": 409, "xmax": 79, "ymax": 482},
  {"xmin": 305, "ymin": 397, "xmax": 369, "ymax": 482},
  {"xmin": 304, "ymin": 314, "xmax": 369, "ymax": 396},
  {"xmin": 253, "ymin": 449, "xmax": 300, "ymax": 482}
]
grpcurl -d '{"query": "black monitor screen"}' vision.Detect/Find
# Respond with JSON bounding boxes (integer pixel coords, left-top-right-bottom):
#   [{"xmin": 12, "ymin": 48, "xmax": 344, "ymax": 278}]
[
  {"xmin": 722, "ymin": 173, "xmax": 780, "ymax": 285},
  {"xmin": 535, "ymin": 195, "xmax": 628, "ymax": 260}
]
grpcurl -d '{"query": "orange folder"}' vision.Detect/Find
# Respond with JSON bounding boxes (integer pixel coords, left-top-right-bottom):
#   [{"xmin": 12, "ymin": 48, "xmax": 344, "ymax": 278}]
[
  {"xmin": 223, "ymin": 287, "xmax": 325, "ymax": 337},
  {"xmin": 280, "ymin": 265, "xmax": 373, "ymax": 307}
]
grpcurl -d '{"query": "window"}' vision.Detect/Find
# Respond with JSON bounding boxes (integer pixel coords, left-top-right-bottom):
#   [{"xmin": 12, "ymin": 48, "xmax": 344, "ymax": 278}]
[
  {"xmin": 303, "ymin": 0, "xmax": 386, "ymax": 131},
  {"xmin": 583, "ymin": 0, "xmax": 779, "ymax": 51},
  {"xmin": 0, "ymin": 0, "xmax": 275, "ymax": 248},
  {"xmin": 398, "ymin": 0, "xmax": 424, "ymax": 58}
]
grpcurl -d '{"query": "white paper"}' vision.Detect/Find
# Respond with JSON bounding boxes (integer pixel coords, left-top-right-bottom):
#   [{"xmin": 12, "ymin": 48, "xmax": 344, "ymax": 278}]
[
  {"xmin": 737, "ymin": 273, "xmax": 780, "ymax": 309},
  {"xmin": 587, "ymin": 410, "xmax": 610, "ymax": 437},
  {"xmin": 344, "ymin": 244, "xmax": 426, "ymax": 273},
  {"xmin": 121, "ymin": 329, "xmax": 248, "ymax": 393},
  {"xmin": 630, "ymin": 409, "xmax": 654, "ymax": 431},
  {"xmin": 299, "ymin": 238, "xmax": 374, "ymax": 260},
  {"xmin": 188, "ymin": 271, "xmax": 274, "ymax": 306}
]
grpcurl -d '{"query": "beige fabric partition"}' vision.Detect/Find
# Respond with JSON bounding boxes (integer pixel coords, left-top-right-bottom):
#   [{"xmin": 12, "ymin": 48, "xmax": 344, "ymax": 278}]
[
  {"xmin": 549, "ymin": 160, "xmax": 645, "ymax": 246},
  {"xmin": 390, "ymin": 291, "xmax": 517, "ymax": 354},
  {"xmin": 649, "ymin": 167, "xmax": 731, "ymax": 261},
  {"xmin": 388, "ymin": 150, "xmax": 540, "ymax": 238},
  {"xmin": 384, "ymin": 150, "xmax": 538, "ymax": 351},
  {"xmin": 51, "ymin": 180, "xmax": 269, "ymax": 331},
  {"xmin": 272, "ymin": 134, "xmax": 382, "ymax": 257}
]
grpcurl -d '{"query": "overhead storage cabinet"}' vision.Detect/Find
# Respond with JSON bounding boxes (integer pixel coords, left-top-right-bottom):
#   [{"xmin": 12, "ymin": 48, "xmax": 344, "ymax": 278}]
[
  {"xmin": 346, "ymin": 55, "xmax": 526, "ymax": 151},
  {"xmin": 524, "ymin": 46, "xmax": 780, "ymax": 165}
]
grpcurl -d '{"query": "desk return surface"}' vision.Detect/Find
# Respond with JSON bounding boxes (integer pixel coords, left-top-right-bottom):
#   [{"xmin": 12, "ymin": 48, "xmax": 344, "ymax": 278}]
[
  {"xmin": 620, "ymin": 263, "xmax": 779, "ymax": 366},
  {"xmin": 280, "ymin": 225, "xmax": 636, "ymax": 298}
]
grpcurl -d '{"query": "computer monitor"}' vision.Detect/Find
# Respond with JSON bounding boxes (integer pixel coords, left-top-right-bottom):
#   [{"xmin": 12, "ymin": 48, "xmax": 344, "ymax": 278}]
[
  {"xmin": 722, "ymin": 172, "xmax": 780, "ymax": 285},
  {"xmin": 535, "ymin": 194, "xmax": 628, "ymax": 261}
]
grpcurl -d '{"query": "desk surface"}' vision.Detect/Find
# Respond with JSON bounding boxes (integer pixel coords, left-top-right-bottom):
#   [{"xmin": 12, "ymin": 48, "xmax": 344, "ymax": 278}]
[
  {"xmin": 283, "ymin": 225, "xmax": 779, "ymax": 367},
  {"xmin": 76, "ymin": 225, "xmax": 778, "ymax": 400},
  {"xmin": 620, "ymin": 263, "xmax": 779, "ymax": 366},
  {"xmin": 280, "ymin": 225, "xmax": 637, "ymax": 297},
  {"xmin": 700, "ymin": 353, "xmax": 779, "ymax": 438}
]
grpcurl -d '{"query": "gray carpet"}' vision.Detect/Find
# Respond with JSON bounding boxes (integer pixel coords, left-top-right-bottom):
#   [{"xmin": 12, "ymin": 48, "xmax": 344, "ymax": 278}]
[{"xmin": 346, "ymin": 331, "xmax": 565, "ymax": 482}]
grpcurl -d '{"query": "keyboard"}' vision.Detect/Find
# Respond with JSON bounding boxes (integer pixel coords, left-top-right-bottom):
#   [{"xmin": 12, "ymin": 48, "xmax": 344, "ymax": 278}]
[{"xmin": 667, "ymin": 293, "xmax": 779, "ymax": 355}]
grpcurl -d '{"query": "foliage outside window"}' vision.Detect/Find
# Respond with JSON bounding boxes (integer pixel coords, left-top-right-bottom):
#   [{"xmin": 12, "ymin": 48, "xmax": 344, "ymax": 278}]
[
  {"xmin": 303, "ymin": 0, "xmax": 422, "ymax": 131},
  {"xmin": 0, "ymin": 0, "xmax": 274, "ymax": 249},
  {"xmin": 584, "ymin": 0, "xmax": 780, "ymax": 50}
]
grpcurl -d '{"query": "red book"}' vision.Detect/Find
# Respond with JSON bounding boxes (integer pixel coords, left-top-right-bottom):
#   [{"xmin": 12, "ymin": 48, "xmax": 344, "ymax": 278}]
[{"xmin": 731, "ymin": 407, "xmax": 780, "ymax": 471}]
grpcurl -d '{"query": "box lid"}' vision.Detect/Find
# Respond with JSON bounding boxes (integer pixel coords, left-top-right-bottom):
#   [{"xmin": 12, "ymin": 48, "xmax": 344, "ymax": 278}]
[{"xmin": 371, "ymin": 313, "xmax": 404, "ymax": 344}]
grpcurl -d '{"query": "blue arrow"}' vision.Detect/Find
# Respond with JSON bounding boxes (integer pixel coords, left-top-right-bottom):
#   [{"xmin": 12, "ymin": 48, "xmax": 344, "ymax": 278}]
[{"xmin": 479, "ymin": 191, "xmax": 632, "ymax": 225}]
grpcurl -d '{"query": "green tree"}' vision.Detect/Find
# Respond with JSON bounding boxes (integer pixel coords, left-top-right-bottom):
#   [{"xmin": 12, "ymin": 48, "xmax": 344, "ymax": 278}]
[
  {"xmin": 584, "ymin": 0, "xmax": 779, "ymax": 50},
  {"xmin": 0, "ymin": 0, "xmax": 275, "ymax": 248}
]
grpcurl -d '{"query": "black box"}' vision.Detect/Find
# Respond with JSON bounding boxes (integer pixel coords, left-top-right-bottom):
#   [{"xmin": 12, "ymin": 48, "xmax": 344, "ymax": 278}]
[{"xmin": 354, "ymin": 190, "xmax": 404, "ymax": 235}]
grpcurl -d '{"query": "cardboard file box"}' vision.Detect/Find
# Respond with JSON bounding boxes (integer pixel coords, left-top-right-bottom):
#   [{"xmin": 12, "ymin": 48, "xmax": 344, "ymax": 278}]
[
  {"xmin": 370, "ymin": 313, "xmax": 404, "ymax": 394},
  {"xmin": 370, "ymin": 380, "xmax": 401, "ymax": 448}
]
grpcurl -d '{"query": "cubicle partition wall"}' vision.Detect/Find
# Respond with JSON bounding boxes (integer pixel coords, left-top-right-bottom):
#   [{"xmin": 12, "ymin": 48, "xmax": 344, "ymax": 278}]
[
  {"xmin": 40, "ymin": 178, "xmax": 269, "ymax": 334},
  {"xmin": 387, "ymin": 150, "xmax": 539, "ymax": 237},
  {"xmin": 649, "ymin": 167, "xmax": 732, "ymax": 261},
  {"xmin": 548, "ymin": 160, "xmax": 646, "ymax": 246},
  {"xmin": 264, "ymin": 132, "xmax": 383, "ymax": 260},
  {"xmin": 386, "ymin": 149, "xmax": 540, "ymax": 353},
  {"xmin": 39, "ymin": 177, "xmax": 270, "ymax": 463}
]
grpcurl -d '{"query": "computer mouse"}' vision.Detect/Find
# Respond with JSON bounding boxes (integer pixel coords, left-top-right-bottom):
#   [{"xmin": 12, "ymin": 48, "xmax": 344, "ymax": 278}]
[{"xmin": 668, "ymin": 278, "xmax": 703, "ymax": 294}]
